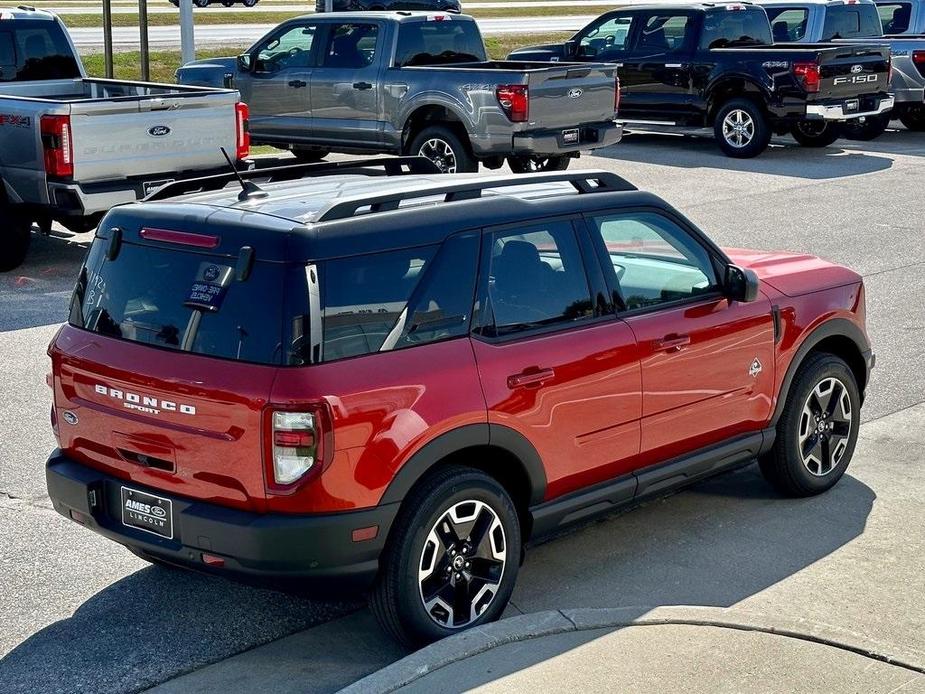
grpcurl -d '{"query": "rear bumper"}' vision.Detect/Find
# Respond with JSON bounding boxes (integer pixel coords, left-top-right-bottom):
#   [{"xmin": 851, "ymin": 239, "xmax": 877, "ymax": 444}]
[
  {"xmin": 46, "ymin": 452, "xmax": 398, "ymax": 594},
  {"xmin": 806, "ymin": 95, "xmax": 895, "ymax": 120},
  {"xmin": 512, "ymin": 120, "xmax": 623, "ymax": 156}
]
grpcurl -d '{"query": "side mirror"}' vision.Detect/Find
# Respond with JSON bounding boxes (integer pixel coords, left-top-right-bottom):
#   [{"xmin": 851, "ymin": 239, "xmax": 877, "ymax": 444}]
[
  {"xmin": 725, "ymin": 265, "xmax": 761, "ymax": 303},
  {"xmin": 237, "ymin": 53, "xmax": 252, "ymax": 73},
  {"xmin": 564, "ymin": 39, "xmax": 579, "ymax": 58}
]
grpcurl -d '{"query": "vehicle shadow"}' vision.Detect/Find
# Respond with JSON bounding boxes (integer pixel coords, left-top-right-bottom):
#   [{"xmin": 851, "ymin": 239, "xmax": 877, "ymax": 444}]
[{"xmin": 0, "ymin": 230, "xmax": 91, "ymax": 332}]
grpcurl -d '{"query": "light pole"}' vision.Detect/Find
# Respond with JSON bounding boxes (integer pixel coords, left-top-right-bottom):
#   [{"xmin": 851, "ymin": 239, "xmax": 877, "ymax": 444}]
[
  {"xmin": 180, "ymin": 0, "xmax": 196, "ymax": 67},
  {"xmin": 139, "ymin": 0, "xmax": 150, "ymax": 80},
  {"xmin": 103, "ymin": 0, "xmax": 113, "ymax": 77}
]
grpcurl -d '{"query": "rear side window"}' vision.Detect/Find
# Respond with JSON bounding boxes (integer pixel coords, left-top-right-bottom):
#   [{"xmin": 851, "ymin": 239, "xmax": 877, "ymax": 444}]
[
  {"xmin": 700, "ymin": 9, "xmax": 773, "ymax": 48},
  {"xmin": 69, "ymin": 240, "xmax": 286, "ymax": 365},
  {"xmin": 322, "ymin": 23, "xmax": 379, "ymax": 69},
  {"xmin": 821, "ymin": 4, "xmax": 883, "ymax": 39},
  {"xmin": 766, "ymin": 8, "xmax": 810, "ymax": 41},
  {"xmin": 394, "ymin": 20, "xmax": 487, "ymax": 67},
  {"xmin": 0, "ymin": 21, "xmax": 80, "ymax": 82},
  {"xmin": 877, "ymin": 2, "xmax": 912, "ymax": 33},
  {"xmin": 635, "ymin": 13, "xmax": 694, "ymax": 53}
]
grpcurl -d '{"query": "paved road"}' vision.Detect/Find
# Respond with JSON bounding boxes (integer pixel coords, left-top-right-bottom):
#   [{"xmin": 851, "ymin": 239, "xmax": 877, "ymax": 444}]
[{"xmin": 1, "ymin": 128, "xmax": 924, "ymax": 692}]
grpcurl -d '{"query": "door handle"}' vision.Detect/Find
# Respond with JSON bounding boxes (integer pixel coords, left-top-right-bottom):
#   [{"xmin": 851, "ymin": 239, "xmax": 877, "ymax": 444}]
[
  {"xmin": 288, "ymin": 79, "xmax": 307, "ymax": 88},
  {"xmin": 353, "ymin": 81, "xmax": 373, "ymax": 91},
  {"xmin": 655, "ymin": 334, "xmax": 691, "ymax": 353},
  {"xmin": 507, "ymin": 367, "xmax": 555, "ymax": 389}
]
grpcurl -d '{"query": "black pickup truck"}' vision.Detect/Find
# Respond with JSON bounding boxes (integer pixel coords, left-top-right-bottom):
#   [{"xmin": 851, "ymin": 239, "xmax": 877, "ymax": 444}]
[{"xmin": 511, "ymin": 2, "xmax": 893, "ymax": 157}]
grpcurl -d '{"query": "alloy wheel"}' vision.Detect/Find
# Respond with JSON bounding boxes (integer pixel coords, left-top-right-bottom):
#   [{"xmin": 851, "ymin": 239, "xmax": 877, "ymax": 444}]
[
  {"xmin": 722, "ymin": 109, "xmax": 755, "ymax": 148},
  {"xmin": 418, "ymin": 499, "xmax": 506, "ymax": 629},
  {"xmin": 418, "ymin": 138, "xmax": 458, "ymax": 174},
  {"xmin": 798, "ymin": 377, "xmax": 853, "ymax": 477}
]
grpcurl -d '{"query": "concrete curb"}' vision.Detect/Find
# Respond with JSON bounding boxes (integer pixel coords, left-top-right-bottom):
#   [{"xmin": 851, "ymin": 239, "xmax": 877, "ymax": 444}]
[{"xmin": 340, "ymin": 605, "xmax": 925, "ymax": 693}]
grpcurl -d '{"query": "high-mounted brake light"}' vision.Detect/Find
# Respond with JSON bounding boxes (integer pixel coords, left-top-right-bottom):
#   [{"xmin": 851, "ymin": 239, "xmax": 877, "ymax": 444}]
[
  {"xmin": 265, "ymin": 406, "xmax": 331, "ymax": 490},
  {"xmin": 140, "ymin": 228, "xmax": 221, "ymax": 248},
  {"xmin": 235, "ymin": 102, "xmax": 250, "ymax": 160},
  {"xmin": 793, "ymin": 62, "xmax": 821, "ymax": 93},
  {"xmin": 41, "ymin": 115, "xmax": 73, "ymax": 178},
  {"xmin": 496, "ymin": 84, "xmax": 529, "ymax": 123}
]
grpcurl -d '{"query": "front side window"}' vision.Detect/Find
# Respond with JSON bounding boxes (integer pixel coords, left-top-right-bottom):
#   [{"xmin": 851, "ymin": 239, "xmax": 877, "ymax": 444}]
[
  {"xmin": 821, "ymin": 4, "xmax": 883, "ymax": 39},
  {"xmin": 482, "ymin": 221, "xmax": 594, "ymax": 336},
  {"xmin": 577, "ymin": 14, "xmax": 634, "ymax": 57},
  {"xmin": 588, "ymin": 212, "xmax": 719, "ymax": 311},
  {"xmin": 700, "ymin": 9, "xmax": 773, "ymax": 48},
  {"xmin": 877, "ymin": 2, "xmax": 912, "ymax": 33},
  {"xmin": 254, "ymin": 23, "xmax": 317, "ymax": 72},
  {"xmin": 765, "ymin": 8, "xmax": 810, "ymax": 41},
  {"xmin": 322, "ymin": 23, "xmax": 379, "ymax": 69},
  {"xmin": 635, "ymin": 13, "xmax": 693, "ymax": 53}
]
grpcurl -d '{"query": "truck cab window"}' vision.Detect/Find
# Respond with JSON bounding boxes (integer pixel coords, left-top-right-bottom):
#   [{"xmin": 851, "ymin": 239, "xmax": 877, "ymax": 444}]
[
  {"xmin": 322, "ymin": 23, "xmax": 379, "ymax": 69},
  {"xmin": 699, "ymin": 9, "xmax": 773, "ymax": 48},
  {"xmin": 878, "ymin": 2, "xmax": 912, "ymax": 33},
  {"xmin": 255, "ymin": 24, "xmax": 317, "ymax": 72},
  {"xmin": 822, "ymin": 4, "xmax": 883, "ymax": 39},
  {"xmin": 765, "ymin": 8, "xmax": 810, "ymax": 41},
  {"xmin": 578, "ymin": 15, "xmax": 634, "ymax": 58},
  {"xmin": 0, "ymin": 21, "xmax": 79, "ymax": 81},
  {"xmin": 636, "ymin": 13, "xmax": 693, "ymax": 53}
]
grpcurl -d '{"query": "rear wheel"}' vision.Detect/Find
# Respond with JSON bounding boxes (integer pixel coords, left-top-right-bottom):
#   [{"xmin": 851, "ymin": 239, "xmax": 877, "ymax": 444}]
[
  {"xmin": 291, "ymin": 147, "xmax": 329, "ymax": 163},
  {"xmin": 790, "ymin": 120, "xmax": 841, "ymax": 148},
  {"xmin": 842, "ymin": 113, "xmax": 890, "ymax": 141},
  {"xmin": 507, "ymin": 154, "xmax": 572, "ymax": 174},
  {"xmin": 0, "ymin": 205, "xmax": 33, "ymax": 272},
  {"xmin": 370, "ymin": 466, "xmax": 521, "ymax": 648},
  {"xmin": 713, "ymin": 98, "xmax": 771, "ymax": 158},
  {"xmin": 759, "ymin": 353, "xmax": 860, "ymax": 497},
  {"xmin": 193, "ymin": 0, "xmax": 209, "ymax": 7},
  {"xmin": 408, "ymin": 125, "xmax": 478, "ymax": 174},
  {"xmin": 899, "ymin": 106, "xmax": 925, "ymax": 131},
  {"xmin": 242, "ymin": 0, "xmax": 259, "ymax": 6}
]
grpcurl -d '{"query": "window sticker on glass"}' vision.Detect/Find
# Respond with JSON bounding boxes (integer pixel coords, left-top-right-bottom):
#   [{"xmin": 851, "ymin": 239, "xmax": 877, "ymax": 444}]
[{"xmin": 185, "ymin": 263, "xmax": 233, "ymax": 312}]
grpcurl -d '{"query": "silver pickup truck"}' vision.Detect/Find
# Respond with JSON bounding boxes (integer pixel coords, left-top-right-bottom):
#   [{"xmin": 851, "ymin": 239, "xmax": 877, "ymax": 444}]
[
  {"xmin": 0, "ymin": 7, "xmax": 249, "ymax": 271},
  {"xmin": 759, "ymin": 0, "xmax": 925, "ymax": 135},
  {"xmin": 177, "ymin": 12, "xmax": 622, "ymax": 174}
]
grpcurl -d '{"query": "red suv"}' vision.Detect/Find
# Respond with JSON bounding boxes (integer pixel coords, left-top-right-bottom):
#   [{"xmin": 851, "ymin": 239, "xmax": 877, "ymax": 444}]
[{"xmin": 46, "ymin": 159, "xmax": 873, "ymax": 646}]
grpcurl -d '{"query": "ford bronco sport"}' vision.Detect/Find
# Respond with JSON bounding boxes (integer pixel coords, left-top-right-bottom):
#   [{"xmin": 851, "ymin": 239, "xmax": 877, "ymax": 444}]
[{"xmin": 46, "ymin": 158, "xmax": 873, "ymax": 647}]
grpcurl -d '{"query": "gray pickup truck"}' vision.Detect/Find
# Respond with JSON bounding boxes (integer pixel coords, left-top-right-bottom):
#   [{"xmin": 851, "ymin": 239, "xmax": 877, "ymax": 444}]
[
  {"xmin": 176, "ymin": 12, "xmax": 622, "ymax": 174},
  {"xmin": 0, "ymin": 7, "xmax": 249, "ymax": 271},
  {"xmin": 875, "ymin": 0, "xmax": 925, "ymax": 128},
  {"xmin": 759, "ymin": 0, "xmax": 925, "ymax": 136}
]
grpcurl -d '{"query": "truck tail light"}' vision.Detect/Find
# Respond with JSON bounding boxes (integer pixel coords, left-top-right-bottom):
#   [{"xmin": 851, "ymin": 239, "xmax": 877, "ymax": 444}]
[
  {"xmin": 614, "ymin": 76, "xmax": 621, "ymax": 114},
  {"xmin": 793, "ymin": 62, "xmax": 820, "ymax": 93},
  {"xmin": 496, "ymin": 84, "xmax": 529, "ymax": 123},
  {"xmin": 235, "ymin": 102, "xmax": 250, "ymax": 160},
  {"xmin": 913, "ymin": 51, "xmax": 925, "ymax": 77},
  {"xmin": 265, "ymin": 405, "xmax": 332, "ymax": 492},
  {"xmin": 41, "ymin": 114, "xmax": 73, "ymax": 178}
]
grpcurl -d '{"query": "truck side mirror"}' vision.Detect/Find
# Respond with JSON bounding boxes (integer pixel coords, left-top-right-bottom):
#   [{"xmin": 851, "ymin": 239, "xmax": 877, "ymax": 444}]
[
  {"xmin": 564, "ymin": 39, "xmax": 579, "ymax": 58},
  {"xmin": 237, "ymin": 53, "xmax": 252, "ymax": 73},
  {"xmin": 725, "ymin": 265, "xmax": 760, "ymax": 303}
]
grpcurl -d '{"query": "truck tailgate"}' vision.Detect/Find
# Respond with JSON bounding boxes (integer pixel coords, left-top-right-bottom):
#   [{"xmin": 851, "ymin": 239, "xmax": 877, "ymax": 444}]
[
  {"xmin": 815, "ymin": 45, "xmax": 891, "ymax": 100},
  {"xmin": 69, "ymin": 90, "xmax": 240, "ymax": 182},
  {"xmin": 526, "ymin": 64, "xmax": 618, "ymax": 128}
]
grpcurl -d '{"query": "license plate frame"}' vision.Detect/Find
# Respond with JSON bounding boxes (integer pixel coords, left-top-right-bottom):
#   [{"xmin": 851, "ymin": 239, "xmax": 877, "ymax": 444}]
[
  {"xmin": 143, "ymin": 179, "xmax": 174, "ymax": 197},
  {"xmin": 844, "ymin": 99, "xmax": 860, "ymax": 114},
  {"xmin": 561, "ymin": 128, "xmax": 580, "ymax": 146},
  {"xmin": 121, "ymin": 486, "xmax": 174, "ymax": 539}
]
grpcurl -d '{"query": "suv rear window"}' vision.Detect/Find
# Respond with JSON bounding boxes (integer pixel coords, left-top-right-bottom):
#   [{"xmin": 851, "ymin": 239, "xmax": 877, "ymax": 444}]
[
  {"xmin": 700, "ymin": 8, "xmax": 773, "ymax": 48},
  {"xmin": 821, "ymin": 4, "xmax": 883, "ymax": 39},
  {"xmin": 0, "ymin": 20, "xmax": 80, "ymax": 82},
  {"xmin": 394, "ymin": 20, "xmax": 487, "ymax": 66}
]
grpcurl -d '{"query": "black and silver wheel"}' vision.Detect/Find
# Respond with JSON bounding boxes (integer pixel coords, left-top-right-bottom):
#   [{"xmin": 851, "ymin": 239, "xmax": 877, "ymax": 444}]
[
  {"xmin": 842, "ymin": 113, "xmax": 890, "ymax": 141},
  {"xmin": 760, "ymin": 353, "xmax": 860, "ymax": 497},
  {"xmin": 507, "ymin": 155, "xmax": 572, "ymax": 174},
  {"xmin": 0, "ymin": 205, "xmax": 33, "ymax": 272},
  {"xmin": 790, "ymin": 120, "xmax": 841, "ymax": 148},
  {"xmin": 407, "ymin": 125, "xmax": 478, "ymax": 174},
  {"xmin": 713, "ymin": 98, "xmax": 771, "ymax": 158},
  {"xmin": 370, "ymin": 466, "xmax": 520, "ymax": 647}
]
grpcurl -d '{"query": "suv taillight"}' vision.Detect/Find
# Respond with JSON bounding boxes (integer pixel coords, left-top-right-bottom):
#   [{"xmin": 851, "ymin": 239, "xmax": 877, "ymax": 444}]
[
  {"xmin": 496, "ymin": 84, "xmax": 529, "ymax": 123},
  {"xmin": 793, "ymin": 62, "xmax": 821, "ymax": 93},
  {"xmin": 235, "ymin": 102, "xmax": 250, "ymax": 160},
  {"xmin": 265, "ymin": 406, "xmax": 330, "ymax": 491},
  {"xmin": 41, "ymin": 114, "xmax": 73, "ymax": 178}
]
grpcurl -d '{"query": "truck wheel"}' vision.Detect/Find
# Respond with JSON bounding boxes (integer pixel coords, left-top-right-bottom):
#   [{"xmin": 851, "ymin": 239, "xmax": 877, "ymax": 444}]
[
  {"xmin": 899, "ymin": 107, "xmax": 925, "ymax": 131},
  {"xmin": 370, "ymin": 465, "xmax": 521, "ymax": 648},
  {"xmin": 842, "ymin": 113, "xmax": 890, "ymax": 141},
  {"xmin": 508, "ymin": 155, "xmax": 571, "ymax": 174},
  {"xmin": 291, "ymin": 147, "xmax": 329, "ymax": 163},
  {"xmin": 194, "ymin": 0, "xmax": 209, "ymax": 7},
  {"xmin": 408, "ymin": 125, "xmax": 478, "ymax": 174},
  {"xmin": 0, "ymin": 206, "xmax": 33, "ymax": 272},
  {"xmin": 759, "ymin": 353, "xmax": 860, "ymax": 498},
  {"xmin": 713, "ymin": 99, "xmax": 771, "ymax": 158},
  {"xmin": 790, "ymin": 120, "xmax": 841, "ymax": 148},
  {"xmin": 242, "ymin": 0, "xmax": 258, "ymax": 6}
]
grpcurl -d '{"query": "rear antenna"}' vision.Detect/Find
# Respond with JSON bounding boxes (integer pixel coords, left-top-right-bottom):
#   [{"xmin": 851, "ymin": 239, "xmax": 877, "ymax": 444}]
[{"xmin": 220, "ymin": 147, "xmax": 268, "ymax": 202}]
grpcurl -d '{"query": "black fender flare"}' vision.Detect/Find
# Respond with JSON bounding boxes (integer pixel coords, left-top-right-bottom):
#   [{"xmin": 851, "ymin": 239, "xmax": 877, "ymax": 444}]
[
  {"xmin": 379, "ymin": 423, "xmax": 547, "ymax": 507},
  {"xmin": 770, "ymin": 318, "xmax": 871, "ymax": 426}
]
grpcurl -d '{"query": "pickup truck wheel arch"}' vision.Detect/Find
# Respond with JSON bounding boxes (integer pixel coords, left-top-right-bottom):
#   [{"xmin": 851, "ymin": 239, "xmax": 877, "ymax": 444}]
[
  {"xmin": 402, "ymin": 105, "xmax": 470, "ymax": 151},
  {"xmin": 770, "ymin": 319, "xmax": 871, "ymax": 428},
  {"xmin": 706, "ymin": 80, "xmax": 770, "ymax": 124}
]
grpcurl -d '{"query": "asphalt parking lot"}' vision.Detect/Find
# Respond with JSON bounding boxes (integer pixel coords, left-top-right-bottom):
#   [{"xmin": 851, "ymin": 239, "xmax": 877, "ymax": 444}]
[{"xmin": 1, "ymin": 127, "xmax": 924, "ymax": 693}]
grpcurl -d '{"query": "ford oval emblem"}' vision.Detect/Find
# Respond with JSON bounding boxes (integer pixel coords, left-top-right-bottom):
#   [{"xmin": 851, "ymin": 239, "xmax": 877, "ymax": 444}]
[
  {"xmin": 568, "ymin": 88, "xmax": 583, "ymax": 99},
  {"xmin": 62, "ymin": 410, "xmax": 79, "ymax": 426},
  {"xmin": 150, "ymin": 506, "xmax": 167, "ymax": 518},
  {"xmin": 851, "ymin": 64, "xmax": 863, "ymax": 74},
  {"xmin": 148, "ymin": 125, "xmax": 171, "ymax": 137}
]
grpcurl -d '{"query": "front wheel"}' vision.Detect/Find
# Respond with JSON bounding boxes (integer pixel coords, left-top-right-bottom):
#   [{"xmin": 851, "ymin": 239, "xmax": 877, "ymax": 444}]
[
  {"xmin": 842, "ymin": 113, "xmax": 890, "ymax": 141},
  {"xmin": 0, "ymin": 206, "xmax": 33, "ymax": 272},
  {"xmin": 507, "ymin": 155, "xmax": 572, "ymax": 174},
  {"xmin": 407, "ymin": 125, "xmax": 478, "ymax": 174},
  {"xmin": 193, "ymin": 0, "xmax": 209, "ymax": 7},
  {"xmin": 370, "ymin": 466, "xmax": 521, "ymax": 648},
  {"xmin": 242, "ymin": 0, "xmax": 258, "ymax": 6},
  {"xmin": 759, "ymin": 353, "xmax": 860, "ymax": 497},
  {"xmin": 713, "ymin": 99, "xmax": 771, "ymax": 158},
  {"xmin": 790, "ymin": 120, "xmax": 841, "ymax": 148}
]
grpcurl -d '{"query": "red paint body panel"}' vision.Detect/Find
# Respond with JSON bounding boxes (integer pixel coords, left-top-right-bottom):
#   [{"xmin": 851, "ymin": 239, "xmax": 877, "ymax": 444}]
[{"xmin": 725, "ymin": 248, "xmax": 863, "ymax": 297}]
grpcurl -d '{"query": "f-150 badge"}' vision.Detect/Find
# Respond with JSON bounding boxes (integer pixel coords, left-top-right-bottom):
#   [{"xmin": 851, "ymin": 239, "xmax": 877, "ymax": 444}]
[{"xmin": 749, "ymin": 359, "xmax": 763, "ymax": 378}]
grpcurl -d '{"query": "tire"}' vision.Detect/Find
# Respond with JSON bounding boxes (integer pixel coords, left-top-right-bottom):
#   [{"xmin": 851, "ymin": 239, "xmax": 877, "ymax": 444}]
[
  {"xmin": 193, "ymin": 0, "xmax": 209, "ymax": 7},
  {"xmin": 507, "ymin": 155, "xmax": 572, "ymax": 174},
  {"xmin": 899, "ymin": 106, "xmax": 925, "ymax": 131},
  {"xmin": 713, "ymin": 98, "xmax": 771, "ymax": 158},
  {"xmin": 0, "ymin": 205, "xmax": 33, "ymax": 272},
  {"xmin": 790, "ymin": 120, "xmax": 841, "ymax": 148},
  {"xmin": 370, "ymin": 465, "xmax": 521, "ymax": 648},
  {"xmin": 407, "ymin": 125, "xmax": 478, "ymax": 174},
  {"xmin": 759, "ymin": 353, "xmax": 861, "ymax": 498},
  {"xmin": 842, "ymin": 113, "xmax": 890, "ymax": 141},
  {"xmin": 222, "ymin": 1, "xmax": 234, "ymax": 6},
  {"xmin": 242, "ymin": 0, "xmax": 258, "ymax": 6},
  {"xmin": 291, "ymin": 147, "xmax": 329, "ymax": 163}
]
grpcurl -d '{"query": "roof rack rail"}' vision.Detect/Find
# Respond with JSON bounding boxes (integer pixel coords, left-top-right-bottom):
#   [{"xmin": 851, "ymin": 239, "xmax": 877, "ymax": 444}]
[
  {"xmin": 316, "ymin": 170, "xmax": 636, "ymax": 223},
  {"xmin": 144, "ymin": 156, "xmax": 440, "ymax": 202}
]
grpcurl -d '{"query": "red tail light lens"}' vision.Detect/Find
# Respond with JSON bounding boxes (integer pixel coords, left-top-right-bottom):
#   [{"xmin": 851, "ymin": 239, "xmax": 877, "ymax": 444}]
[
  {"xmin": 265, "ymin": 406, "xmax": 331, "ymax": 491},
  {"xmin": 614, "ymin": 76, "xmax": 621, "ymax": 114},
  {"xmin": 496, "ymin": 84, "xmax": 529, "ymax": 123},
  {"xmin": 235, "ymin": 101, "xmax": 250, "ymax": 160},
  {"xmin": 40, "ymin": 114, "xmax": 73, "ymax": 178},
  {"xmin": 793, "ymin": 62, "xmax": 821, "ymax": 93},
  {"xmin": 914, "ymin": 51, "xmax": 925, "ymax": 64}
]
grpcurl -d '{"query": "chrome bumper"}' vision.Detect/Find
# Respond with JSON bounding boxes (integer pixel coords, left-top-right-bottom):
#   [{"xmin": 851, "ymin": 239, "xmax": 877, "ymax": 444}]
[{"xmin": 806, "ymin": 96, "xmax": 895, "ymax": 120}]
